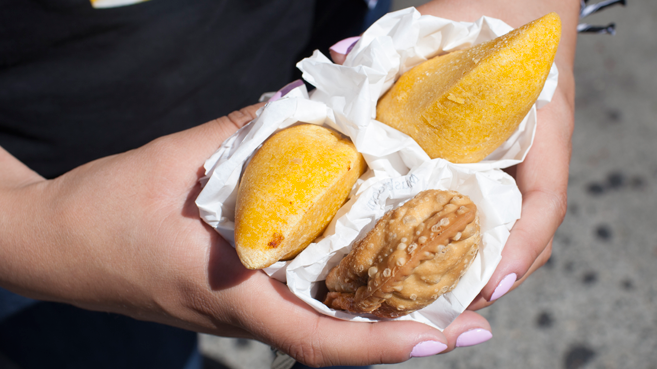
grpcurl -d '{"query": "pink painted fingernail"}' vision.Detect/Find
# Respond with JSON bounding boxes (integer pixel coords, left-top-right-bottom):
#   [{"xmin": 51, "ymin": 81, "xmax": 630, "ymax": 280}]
[
  {"xmin": 329, "ymin": 36, "xmax": 361, "ymax": 55},
  {"xmin": 410, "ymin": 340, "xmax": 448, "ymax": 357},
  {"xmin": 268, "ymin": 79, "xmax": 305, "ymax": 103},
  {"xmin": 455, "ymin": 329, "xmax": 492, "ymax": 347},
  {"xmin": 490, "ymin": 273, "xmax": 517, "ymax": 301}
]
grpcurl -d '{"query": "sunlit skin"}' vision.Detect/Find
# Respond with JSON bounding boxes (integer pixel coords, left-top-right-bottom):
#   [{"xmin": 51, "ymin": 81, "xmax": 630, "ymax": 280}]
[{"xmin": 0, "ymin": 0, "xmax": 578, "ymax": 366}]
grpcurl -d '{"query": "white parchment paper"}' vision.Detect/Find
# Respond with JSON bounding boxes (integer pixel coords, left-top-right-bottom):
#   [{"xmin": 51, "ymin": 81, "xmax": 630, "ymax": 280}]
[
  {"xmin": 285, "ymin": 162, "xmax": 521, "ymax": 330},
  {"xmin": 195, "ymin": 7, "xmax": 558, "ymax": 330}
]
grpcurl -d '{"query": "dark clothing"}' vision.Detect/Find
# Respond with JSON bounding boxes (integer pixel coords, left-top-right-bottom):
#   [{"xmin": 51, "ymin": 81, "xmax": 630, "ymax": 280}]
[
  {"xmin": 0, "ymin": 0, "xmax": 316, "ymax": 179},
  {"xmin": 0, "ymin": 0, "xmax": 386, "ymax": 367},
  {"xmin": 0, "ymin": 290, "xmax": 200, "ymax": 369}
]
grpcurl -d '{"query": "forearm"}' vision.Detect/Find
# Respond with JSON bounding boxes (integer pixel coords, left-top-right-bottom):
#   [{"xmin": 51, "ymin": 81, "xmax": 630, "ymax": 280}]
[
  {"xmin": 0, "ymin": 105, "xmax": 264, "ymax": 321},
  {"xmin": 0, "ymin": 146, "xmax": 44, "ymax": 188},
  {"xmin": 0, "ymin": 146, "xmax": 54, "ymax": 299},
  {"xmin": 0, "ymin": 148, "xmax": 148, "ymax": 311}
]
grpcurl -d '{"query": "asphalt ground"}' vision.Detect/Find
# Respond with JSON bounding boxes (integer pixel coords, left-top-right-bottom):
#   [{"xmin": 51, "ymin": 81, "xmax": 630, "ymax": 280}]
[{"xmin": 200, "ymin": 1, "xmax": 657, "ymax": 368}]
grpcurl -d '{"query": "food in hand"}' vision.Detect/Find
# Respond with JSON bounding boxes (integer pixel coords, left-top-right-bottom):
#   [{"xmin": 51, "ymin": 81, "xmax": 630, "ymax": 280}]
[
  {"xmin": 324, "ymin": 190, "xmax": 480, "ymax": 318},
  {"xmin": 235, "ymin": 124, "xmax": 367, "ymax": 269},
  {"xmin": 376, "ymin": 13, "xmax": 561, "ymax": 163}
]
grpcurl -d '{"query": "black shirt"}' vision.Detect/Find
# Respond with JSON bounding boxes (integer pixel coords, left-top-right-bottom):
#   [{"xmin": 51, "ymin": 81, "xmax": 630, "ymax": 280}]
[
  {"xmin": 0, "ymin": 0, "xmax": 320, "ymax": 178},
  {"xmin": 0, "ymin": 0, "xmax": 370, "ymax": 178},
  {"xmin": 0, "ymin": 0, "xmax": 372, "ymax": 367}
]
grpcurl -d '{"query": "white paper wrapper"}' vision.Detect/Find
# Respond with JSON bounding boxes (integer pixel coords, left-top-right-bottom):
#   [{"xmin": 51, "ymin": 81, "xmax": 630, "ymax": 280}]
[
  {"xmin": 286, "ymin": 161, "xmax": 521, "ymax": 330},
  {"xmin": 299, "ymin": 7, "xmax": 558, "ymax": 172},
  {"xmin": 195, "ymin": 7, "xmax": 558, "ymax": 330}
]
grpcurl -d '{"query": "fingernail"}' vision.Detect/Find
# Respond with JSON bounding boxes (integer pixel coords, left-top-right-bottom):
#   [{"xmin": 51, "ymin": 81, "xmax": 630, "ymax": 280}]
[
  {"xmin": 410, "ymin": 340, "xmax": 448, "ymax": 357},
  {"xmin": 490, "ymin": 273, "xmax": 517, "ymax": 301},
  {"xmin": 455, "ymin": 329, "xmax": 492, "ymax": 348},
  {"xmin": 329, "ymin": 36, "xmax": 361, "ymax": 55},
  {"xmin": 268, "ymin": 79, "xmax": 305, "ymax": 103}
]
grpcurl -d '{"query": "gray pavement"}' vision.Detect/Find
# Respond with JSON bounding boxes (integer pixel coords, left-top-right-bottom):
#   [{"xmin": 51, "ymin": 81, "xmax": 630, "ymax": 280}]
[{"xmin": 200, "ymin": 1, "xmax": 657, "ymax": 368}]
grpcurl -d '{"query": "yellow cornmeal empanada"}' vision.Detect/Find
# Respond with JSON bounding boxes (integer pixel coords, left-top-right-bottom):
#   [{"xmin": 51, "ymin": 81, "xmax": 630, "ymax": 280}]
[
  {"xmin": 376, "ymin": 13, "xmax": 561, "ymax": 163},
  {"xmin": 235, "ymin": 124, "xmax": 367, "ymax": 269}
]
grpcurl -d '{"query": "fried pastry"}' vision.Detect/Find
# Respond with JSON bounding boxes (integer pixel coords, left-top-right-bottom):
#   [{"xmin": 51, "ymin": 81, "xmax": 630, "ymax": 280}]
[
  {"xmin": 324, "ymin": 190, "xmax": 480, "ymax": 318},
  {"xmin": 235, "ymin": 124, "xmax": 367, "ymax": 269},
  {"xmin": 376, "ymin": 13, "xmax": 561, "ymax": 163}
]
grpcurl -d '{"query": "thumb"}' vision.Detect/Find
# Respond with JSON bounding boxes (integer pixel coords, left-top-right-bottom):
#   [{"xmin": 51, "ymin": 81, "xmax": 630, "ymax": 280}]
[
  {"xmin": 329, "ymin": 36, "xmax": 361, "ymax": 65},
  {"xmin": 182, "ymin": 102, "xmax": 265, "ymax": 157},
  {"xmin": 238, "ymin": 278, "xmax": 449, "ymax": 367},
  {"xmin": 176, "ymin": 78, "xmax": 309, "ymax": 160}
]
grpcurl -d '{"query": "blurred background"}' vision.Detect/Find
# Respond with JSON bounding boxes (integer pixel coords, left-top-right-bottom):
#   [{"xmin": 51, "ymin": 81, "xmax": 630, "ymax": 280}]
[{"xmin": 200, "ymin": 1, "xmax": 656, "ymax": 368}]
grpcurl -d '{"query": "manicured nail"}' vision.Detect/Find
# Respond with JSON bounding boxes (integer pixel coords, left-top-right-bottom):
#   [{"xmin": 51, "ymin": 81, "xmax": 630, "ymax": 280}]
[
  {"xmin": 490, "ymin": 273, "xmax": 517, "ymax": 301},
  {"xmin": 268, "ymin": 79, "xmax": 305, "ymax": 103},
  {"xmin": 329, "ymin": 36, "xmax": 361, "ymax": 55},
  {"xmin": 455, "ymin": 329, "xmax": 493, "ymax": 348},
  {"xmin": 410, "ymin": 340, "xmax": 448, "ymax": 357}
]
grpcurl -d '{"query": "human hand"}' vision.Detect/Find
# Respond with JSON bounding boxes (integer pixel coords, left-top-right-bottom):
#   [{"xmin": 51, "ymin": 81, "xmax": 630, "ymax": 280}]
[
  {"xmin": 0, "ymin": 99, "xmax": 495, "ymax": 366},
  {"xmin": 413, "ymin": 0, "xmax": 579, "ymax": 308},
  {"xmin": 327, "ymin": 0, "xmax": 579, "ymax": 311},
  {"xmin": 468, "ymin": 74, "xmax": 575, "ymax": 310}
]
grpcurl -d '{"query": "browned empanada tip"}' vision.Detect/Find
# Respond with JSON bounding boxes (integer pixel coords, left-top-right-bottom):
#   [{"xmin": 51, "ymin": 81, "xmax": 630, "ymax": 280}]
[{"xmin": 324, "ymin": 189, "xmax": 481, "ymax": 318}]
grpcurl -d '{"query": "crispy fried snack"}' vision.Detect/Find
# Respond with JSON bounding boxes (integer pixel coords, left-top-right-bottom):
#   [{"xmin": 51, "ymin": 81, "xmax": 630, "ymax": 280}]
[
  {"xmin": 376, "ymin": 13, "xmax": 561, "ymax": 163},
  {"xmin": 324, "ymin": 190, "xmax": 480, "ymax": 318},
  {"xmin": 235, "ymin": 124, "xmax": 367, "ymax": 269}
]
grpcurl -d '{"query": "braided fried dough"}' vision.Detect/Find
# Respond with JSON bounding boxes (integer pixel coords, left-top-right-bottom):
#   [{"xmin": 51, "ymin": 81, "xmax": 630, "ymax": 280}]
[{"xmin": 325, "ymin": 190, "xmax": 480, "ymax": 318}]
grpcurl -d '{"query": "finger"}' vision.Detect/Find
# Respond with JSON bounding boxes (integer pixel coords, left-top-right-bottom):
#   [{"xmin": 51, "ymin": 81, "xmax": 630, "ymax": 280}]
[
  {"xmin": 442, "ymin": 310, "xmax": 493, "ymax": 350},
  {"xmin": 467, "ymin": 238, "xmax": 553, "ymax": 311},
  {"xmin": 521, "ymin": 237, "xmax": 554, "ymax": 282},
  {"xmin": 478, "ymin": 91, "xmax": 573, "ymax": 303},
  {"xmin": 203, "ymin": 102, "xmax": 265, "ymax": 147},
  {"xmin": 329, "ymin": 49, "xmax": 347, "ymax": 65},
  {"xmin": 267, "ymin": 79, "xmax": 305, "ymax": 103},
  {"xmin": 179, "ymin": 76, "xmax": 309, "ymax": 157},
  {"xmin": 329, "ymin": 36, "xmax": 361, "ymax": 65},
  {"xmin": 483, "ymin": 190, "xmax": 563, "ymax": 300},
  {"xmin": 230, "ymin": 277, "xmax": 449, "ymax": 367},
  {"xmin": 149, "ymin": 102, "xmax": 265, "ymax": 168}
]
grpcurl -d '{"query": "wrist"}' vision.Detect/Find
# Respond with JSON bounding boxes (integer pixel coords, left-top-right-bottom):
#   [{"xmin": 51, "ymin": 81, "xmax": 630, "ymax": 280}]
[
  {"xmin": 0, "ymin": 175, "xmax": 111, "ymax": 307},
  {"xmin": 0, "ymin": 180, "xmax": 57, "ymax": 299}
]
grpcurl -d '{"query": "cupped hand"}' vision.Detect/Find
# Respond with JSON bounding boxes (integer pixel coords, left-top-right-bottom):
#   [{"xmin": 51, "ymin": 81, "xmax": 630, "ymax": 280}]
[
  {"xmin": 0, "ymin": 101, "xmax": 493, "ymax": 367},
  {"xmin": 328, "ymin": 0, "xmax": 579, "ymax": 314},
  {"xmin": 411, "ymin": 0, "xmax": 579, "ymax": 310},
  {"xmin": 468, "ymin": 76, "xmax": 575, "ymax": 310}
]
